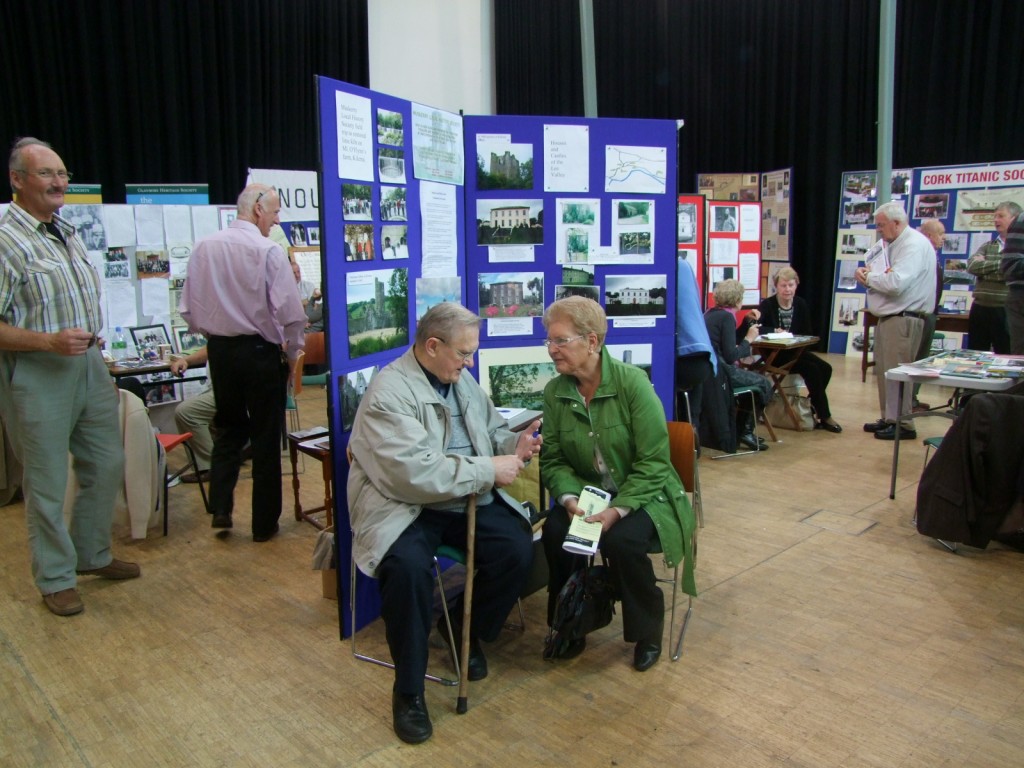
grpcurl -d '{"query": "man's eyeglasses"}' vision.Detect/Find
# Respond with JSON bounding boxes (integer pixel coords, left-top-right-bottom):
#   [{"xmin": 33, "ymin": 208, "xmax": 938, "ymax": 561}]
[
  {"xmin": 16, "ymin": 168, "xmax": 73, "ymax": 181},
  {"xmin": 255, "ymin": 190, "xmax": 267, "ymax": 205},
  {"xmin": 543, "ymin": 335, "xmax": 584, "ymax": 349},
  {"xmin": 434, "ymin": 337, "xmax": 476, "ymax": 362}
]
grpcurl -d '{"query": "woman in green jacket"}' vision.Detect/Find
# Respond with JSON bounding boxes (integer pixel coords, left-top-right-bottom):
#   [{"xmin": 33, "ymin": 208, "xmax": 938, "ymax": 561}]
[{"xmin": 540, "ymin": 297, "xmax": 695, "ymax": 672}]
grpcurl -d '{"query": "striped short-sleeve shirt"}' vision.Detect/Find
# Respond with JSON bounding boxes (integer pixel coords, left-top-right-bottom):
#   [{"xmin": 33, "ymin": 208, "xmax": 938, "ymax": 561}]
[{"xmin": 0, "ymin": 203, "xmax": 102, "ymax": 334}]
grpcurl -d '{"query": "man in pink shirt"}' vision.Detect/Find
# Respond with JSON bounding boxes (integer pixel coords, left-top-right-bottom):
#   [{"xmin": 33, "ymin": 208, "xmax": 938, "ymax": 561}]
[{"xmin": 180, "ymin": 184, "xmax": 306, "ymax": 541}]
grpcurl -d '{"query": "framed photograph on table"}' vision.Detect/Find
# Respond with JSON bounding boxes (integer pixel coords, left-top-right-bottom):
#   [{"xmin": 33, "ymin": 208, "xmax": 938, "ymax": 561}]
[
  {"xmin": 129, "ymin": 324, "xmax": 170, "ymax": 352},
  {"xmin": 173, "ymin": 326, "xmax": 206, "ymax": 354}
]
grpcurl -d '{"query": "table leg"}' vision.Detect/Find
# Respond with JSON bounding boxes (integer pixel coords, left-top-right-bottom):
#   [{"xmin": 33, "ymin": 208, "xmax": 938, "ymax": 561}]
[
  {"xmin": 289, "ymin": 439, "xmax": 303, "ymax": 521},
  {"xmin": 889, "ymin": 381, "xmax": 903, "ymax": 499},
  {"xmin": 321, "ymin": 456, "xmax": 333, "ymax": 529}
]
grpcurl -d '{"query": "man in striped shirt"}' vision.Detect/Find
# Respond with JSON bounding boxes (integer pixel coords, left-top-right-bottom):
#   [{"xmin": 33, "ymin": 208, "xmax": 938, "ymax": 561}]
[{"xmin": 0, "ymin": 137, "xmax": 139, "ymax": 617}]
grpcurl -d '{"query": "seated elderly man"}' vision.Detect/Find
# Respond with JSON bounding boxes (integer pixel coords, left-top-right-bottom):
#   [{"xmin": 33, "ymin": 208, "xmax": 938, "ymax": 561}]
[{"xmin": 346, "ymin": 302, "xmax": 541, "ymax": 745}]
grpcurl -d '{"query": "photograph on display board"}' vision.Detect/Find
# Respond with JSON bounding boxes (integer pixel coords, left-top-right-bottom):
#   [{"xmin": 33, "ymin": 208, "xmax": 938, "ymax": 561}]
[
  {"xmin": 380, "ymin": 225, "xmax": 408, "ymax": 260},
  {"xmin": 677, "ymin": 201, "xmax": 697, "ymax": 244},
  {"xmin": 556, "ymin": 199, "xmax": 599, "ymax": 264},
  {"xmin": 838, "ymin": 229, "xmax": 875, "ymax": 258},
  {"xmin": 142, "ymin": 380, "xmax": 180, "ymax": 407},
  {"xmin": 941, "ymin": 289, "xmax": 971, "ymax": 315},
  {"xmin": 376, "ymin": 108, "xmax": 404, "ymax": 146},
  {"xmin": 476, "ymin": 199, "xmax": 544, "ymax": 246},
  {"xmin": 342, "ymin": 184, "xmax": 373, "ymax": 220},
  {"xmin": 942, "ymin": 232, "xmax": 968, "ymax": 255},
  {"xmin": 942, "ymin": 258, "xmax": 974, "ymax": 286},
  {"xmin": 63, "ymin": 205, "xmax": 107, "ymax": 251},
  {"xmin": 478, "ymin": 346, "xmax": 557, "ymax": 410},
  {"xmin": 130, "ymin": 324, "xmax": 171, "ymax": 354},
  {"xmin": 710, "ymin": 205, "xmax": 738, "ymax": 232},
  {"xmin": 709, "ymin": 266, "xmax": 736, "ymax": 286},
  {"xmin": 135, "ymin": 249, "xmax": 169, "ymax": 278},
  {"xmin": 380, "ymin": 186, "xmax": 407, "ymax": 220},
  {"xmin": 340, "ymin": 364, "xmax": 379, "ymax": 432},
  {"xmin": 913, "ymin": 193, "xmax": 949, "ymax": 219},
  {"xmin": 846, "ymin": 327, "xmax": 872, "ymax": 358},
  {"xmin": 844, "ymin": 172, "xmax": 877, "ymax": 198},
  {"xmin": 615, "ymin": 199, "xmax": 652, "ymax": 225},
  {"xmin": 476, "ymin": 143, "xmax": 534, "ymax": 191},
  {"xmin": 377, "ymin": 148, "xmax": 406, "ymax": 184},
  {"xmin": 617, "ymin": 231, "xmax": 652, "ymax": 257},
  {"xmin": 954, "ymin": 188, "xmax": 1024, "ymax": 231},
  {"xmin": 104, "ymin": 246, "xmax": 131, "ymax": 280},
  {"xmin": 603, "ymin": 274, "xmax": 667, "ymax": 317},
  {"xmin": 288, "ymin": 222, "xmax": 309, "ymax": 246},
  {"xmin": 415, "ymin": 276, "xmax": 462, "ymax": 320},
  {"xmin": 677, "ymin": 248, "xmax": 699, "ymax": 272},
  {"xmin": 843, "ymin": 200, "xmax": 874, "ymax": 226},
  {"xmin": 554, "ymin": 284, "xmax": 600, "ymax": 302},
  {"xmin": 833, "ymin": 294, "xmax": 864, "ymax": 331},
  {"xmin": 477, "ymin": 271, "xmax": 544, "ymax": 319},
  {"xmin": 344, "ymin": 224, "xmax": 374, "ymax": 261},
  {"xmin": 606, "ymin": 343, "xmax": 653, "ymax": 379},
  {"xmin": 561, "ymin": 263, "xmax": 594, "ymax": 285},
  {"xmin": 836, "ymin": 260, "xmax": 859, "ymax": 291},
  {"xmin": 307, "ymin": 225, "xmax": 321, "ymax": 245},
  {"xmin": 173, "ymin": 326, "xmax": 205, "ymax": 355},
  {"xmin": 605, "ymin": 145, "xmax": 667, "ymax": 195},
  {"xmin": 345, "ymin": 268, "xmax": 409, "ymax": 359}
]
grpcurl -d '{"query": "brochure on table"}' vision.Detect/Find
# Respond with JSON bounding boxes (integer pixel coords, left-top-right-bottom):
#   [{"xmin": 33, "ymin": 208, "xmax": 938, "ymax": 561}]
[
  {"xmin": 829, "ymin": 161, "xmax": 1024, "ymax": 355},
  {"xmin": 316, "ymin": 76, "xmax": 681, "ymax": 636}
]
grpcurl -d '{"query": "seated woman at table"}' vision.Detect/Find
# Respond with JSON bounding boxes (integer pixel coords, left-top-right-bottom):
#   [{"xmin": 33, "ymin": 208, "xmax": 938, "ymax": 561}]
[
  {"xmin": 539, "ymin": 297, "xmax": 695, "ymax": 672},
  {"xmin": 704, "ymin": 279, "xmax": 774, "ymax": 451},
  {"xmin": 758, "ymin": 267, "xmax": 841, "ymax": 433}
]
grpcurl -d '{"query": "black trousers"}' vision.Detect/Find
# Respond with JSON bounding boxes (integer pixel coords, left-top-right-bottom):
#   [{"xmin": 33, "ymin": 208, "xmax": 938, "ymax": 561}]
[
  {"xmin": 207, "ymin": 335, "xmax": 289, "ymax": 537},
  {"xmin": 968, "ymin": 304, "xmax": 1010, "ymax": 354},
  {"xmin": 378, "ymin": 503, "xmax": 533, "ymax": 695},
  {"xmin": 790, "ymin": 351, "xmax": 833, "ymax": 421},
  {"xmin": 543, "ymin": 506, "xmax": 663, "ymax": 644},
  {"xmin": 675, "ymin": 354, "xmax": 714, "ymax": 426}
]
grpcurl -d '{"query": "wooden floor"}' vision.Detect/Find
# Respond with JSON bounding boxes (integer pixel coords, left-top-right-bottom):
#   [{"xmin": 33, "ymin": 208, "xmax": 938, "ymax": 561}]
[{"xmin": 2, "ymin": 355, "xmax": 1023, "ymax": 767}]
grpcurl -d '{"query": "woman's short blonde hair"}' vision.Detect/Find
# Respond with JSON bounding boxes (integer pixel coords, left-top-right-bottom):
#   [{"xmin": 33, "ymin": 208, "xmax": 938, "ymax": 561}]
[
  {"xmin": 712, "ymin": 279, "xmax": 745, "ymax": 309},
  {"xmin": 773, "ymin": 267, "xmax": 799, "ymax": 285},
  {"xmin": 543, "ymin": 296, "xmax": 607, "ymax": 345}
]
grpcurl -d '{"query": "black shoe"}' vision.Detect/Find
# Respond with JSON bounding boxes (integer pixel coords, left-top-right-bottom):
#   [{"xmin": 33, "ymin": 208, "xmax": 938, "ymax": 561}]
[
  {"xmin": 863, "ymin": 419, "xmax": 888, "ymax": 433},
  {"xmin": 815, "ymin": 420, "xmax": 843, "ymax": 434},
  {"xmin": 874, "ymin": 424, "xmax": 917, "ymax": 441},
  {"xmin": 633, "ymin": 641, "xmax": 662, "ymax": 672},
  {"xmin": 738, "ymin": 433, "xmax": 768, "ymax": 451},
  {"xmin": 392, "ymin": 690, "xmax": 432, "ymax": 744},
  {"xmin": 561, "ymin": 637, "xmax": 587, "ymax": 660},
  {"xmin": 211, "ymin": 513, "xmax": 233, "ymax": 529},
  {"xmin": 437, "ymin": 616, "xmax": 488, "ymax": 681},
  {"xmin": 253, "ymin": 523, "xmax": 280, "ymax": 542}
]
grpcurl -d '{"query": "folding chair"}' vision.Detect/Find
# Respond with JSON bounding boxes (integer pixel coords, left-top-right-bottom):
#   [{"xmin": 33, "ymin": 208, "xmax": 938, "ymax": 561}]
[
  {"xmin": 663, "ymin": 420, "xmax": 700, "ymax": 660},
  {"xmin": 157, "ymin": 431, "xmax": 209, "ymax": 536},
  {"xmin": 712, "ymin": 384, "xmax": 775, "ymax": 459}
]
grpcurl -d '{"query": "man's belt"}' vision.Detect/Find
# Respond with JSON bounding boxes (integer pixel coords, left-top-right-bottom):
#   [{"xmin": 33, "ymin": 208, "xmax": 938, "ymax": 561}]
[{"xmin": 879, "ymin": 310, "xmax": 928, "ymax": 321}]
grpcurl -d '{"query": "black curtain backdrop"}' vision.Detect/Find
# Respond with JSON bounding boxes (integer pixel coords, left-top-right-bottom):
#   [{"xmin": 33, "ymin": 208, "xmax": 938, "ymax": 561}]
[
  {"xmin": 495, "ymin": 0, "xmax": 1024, "ymax": 340},
  {"xmin": 0, "ymin": 0, "xmax": 368, "ymax": 205}
]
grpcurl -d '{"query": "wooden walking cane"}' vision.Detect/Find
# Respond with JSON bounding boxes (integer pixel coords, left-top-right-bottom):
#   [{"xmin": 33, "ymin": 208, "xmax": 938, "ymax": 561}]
[{"xmin": 456, "ymin": 494, "xmax": 476, "ymax": 714}]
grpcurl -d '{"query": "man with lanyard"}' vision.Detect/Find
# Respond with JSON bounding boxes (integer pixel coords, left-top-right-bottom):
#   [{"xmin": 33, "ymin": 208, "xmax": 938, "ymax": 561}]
[
  {"xmin": 967, "ymin": 201, "xmax": 1021, "ymax": 353},
  {"xmin": 856, "ymin": 201, "xmax": 936, "ymax": 441},
  {"xmin": 180, "ymin": 184, "xmax": 306, "ymax": 541},
  {"xmin": 0, "ymin": 137, "xmax": 138, "ymax": 617}
]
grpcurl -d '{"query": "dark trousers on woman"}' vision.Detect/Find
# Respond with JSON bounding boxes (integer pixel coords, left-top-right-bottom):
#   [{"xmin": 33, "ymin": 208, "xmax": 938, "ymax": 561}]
[
  {"xmin": 675, "ymin": 354, "xmax": 714, "ymax": 426},
  {"xmin": 543, "ymin": 506, "xmax": 663, "ymax": 644},
  {"xmin": 378, "ymin": 503, "xmax": 532, "ymax": 695},
  {"xmin": 790, "ymin": 351, "xmax": 833, "ymax": 421},
  {"xmin": 207, "ymin": 334, "xmax": 289, "ymax": 537}
]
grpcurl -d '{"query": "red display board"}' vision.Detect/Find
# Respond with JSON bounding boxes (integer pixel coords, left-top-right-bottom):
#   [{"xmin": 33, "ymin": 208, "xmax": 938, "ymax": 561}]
[{"xmin": 706, "ymin": 200, "xmax": 762, "ymax": 307}]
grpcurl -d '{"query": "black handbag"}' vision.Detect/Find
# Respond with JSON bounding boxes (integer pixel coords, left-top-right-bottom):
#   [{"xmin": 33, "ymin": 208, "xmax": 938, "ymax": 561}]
[{"xmin": 543, "ymin": 565, "xmax": 616, "ymax": 660}]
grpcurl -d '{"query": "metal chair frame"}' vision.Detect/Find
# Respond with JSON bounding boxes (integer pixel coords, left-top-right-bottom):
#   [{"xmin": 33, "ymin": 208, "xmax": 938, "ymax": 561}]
[
  {"xmin": 663, "ymin": 420, "xmax": 702, "ymax": 659},
  {"xmin": 157, "ymin": 431, "xmax": 209, "ymax": 536}
]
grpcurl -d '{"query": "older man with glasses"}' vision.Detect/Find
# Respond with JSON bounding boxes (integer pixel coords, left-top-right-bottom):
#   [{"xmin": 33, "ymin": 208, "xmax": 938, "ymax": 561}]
[
  {"xmin": 0, "ymin": 137, "xmax": 139, "ymax": 617},
  {"xmin": 347, "ymin": 302, "xmax": 541, "ymax": 744}
]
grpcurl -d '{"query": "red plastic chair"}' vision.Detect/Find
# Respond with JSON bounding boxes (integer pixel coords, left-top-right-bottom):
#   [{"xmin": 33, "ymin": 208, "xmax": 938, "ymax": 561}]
[{"xmin": 157, "ymin": 432, "xmax": 209, "ymax": 535}]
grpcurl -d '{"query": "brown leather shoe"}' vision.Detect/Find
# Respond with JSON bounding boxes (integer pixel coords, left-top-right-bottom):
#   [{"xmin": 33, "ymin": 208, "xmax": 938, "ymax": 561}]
[
  {"xmin": 43, "ymin": 588, "xmax": 84, "ymax": 616},
  {"xmin": 76, "ymin": 558, "xmax": 141, "ymax": 580}
]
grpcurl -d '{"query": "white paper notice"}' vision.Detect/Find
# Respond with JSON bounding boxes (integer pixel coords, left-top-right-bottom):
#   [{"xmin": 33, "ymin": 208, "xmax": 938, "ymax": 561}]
[
  {"xmin": 419, "ymin": 180, "xmax": 458, "ymax": 277},
  {"xmin": 739, "ymin": 253, "xmax": 760, "ymax": 286},
  {"xmin": 411, "ymin": 103, "xmax": 464, "ymax": 185},
  {"xmin": 103, "ymin": 206, "xmax": 138, "ymax": 247},
  {"xmin": 544, "ymin": 124, "xmax": 589, "ymax": 192},
  {"xmin": 336, "ymin": 91, "xmax": 374, "ymax": 181},
  {"xmin": 105, "ymin": 281, "xmax": 139, "ymax": 330},
  {"xmin": 612, "ymin": 318, "xmax": 656, "ymax": 328},
  {"xmin": 489, "ymin": 245, "xmax": 534, "ymax": 263},
  {"xmin": 191, "ymin": 206, "xmax": 220, "ymax": 241},
  {"xmin": 140, "ymin": 277, "xmax": 171, "ymax": 316},
  {"xmin": 487, "ymin": 318, "xmax": 534, "ymax": 337},
  {"xmin": 739, "ymin": 205, "xmax": 761, "ymax": 241},
  {"xmin": 163, "ymin": 206, "xmax": 193, "ymax": 244},
  {"xmin": 709, "ymin": 238, "xmax": 739, "ymax": 266},
  {"xmin": 134, "ymin": 205, "xmax": 165, "ymax": 245}
]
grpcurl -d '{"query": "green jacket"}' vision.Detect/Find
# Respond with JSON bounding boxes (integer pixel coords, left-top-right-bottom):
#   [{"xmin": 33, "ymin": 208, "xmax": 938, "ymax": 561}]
[
  {"xmin": 540, "ymin": 349, "xmax": 697, "ymax": 596},
  {"xmin": 967, "ymin": 238, "xmax": 1007, "ymax": 307}
]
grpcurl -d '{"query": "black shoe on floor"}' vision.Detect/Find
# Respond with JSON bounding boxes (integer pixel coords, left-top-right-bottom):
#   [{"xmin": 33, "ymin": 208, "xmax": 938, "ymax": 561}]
[
  {"xmin": 863, "ymin": 419, "xmax": 888, "ymax": 433},
  {"xmin": 253, "ymin": 523, "xmax": 280, "ymax": 542},
  {"xmin": 815, "ymin": 420, "xmax": 843, "ymax": 434},
  {"xmin": 633, "ymin": 641, "xmax": 662, "ymax": 672},
  {"xmin": 211, "ymin": 513, "xmax": 233, "ymax": 529},
  {"xmin": 392, "ymin": 690, "xmax": 432, "ymax": 744},
  {"xmin": 437, "ymin": 616, "xmax": 488, "ymax": 681},
  {"xmin": 738, "ymin": 433, "xmax": 768, "ymax": 451},
  {"xmin": 873, "ymin": 424, "xmax": 917, "ymax": 441}
]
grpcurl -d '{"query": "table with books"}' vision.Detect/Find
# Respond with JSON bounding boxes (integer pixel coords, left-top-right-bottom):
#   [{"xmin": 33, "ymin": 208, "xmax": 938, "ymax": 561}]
[
  {"xmin": 287, "ymin": 426, "xmax": 333, "ymax": 530},
  {"xmin": 747, "ymin": 333, "xmax": 820, "ymax": 431},
  {"xmin": 883, "ymin": 351, "xmax": 1022, "ymax": 499}
]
